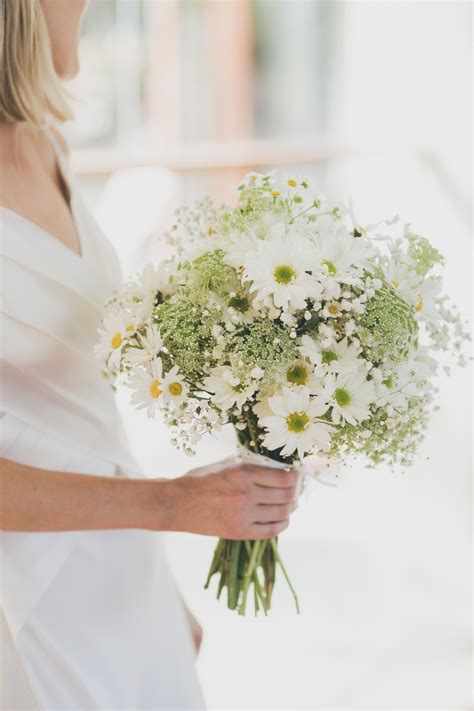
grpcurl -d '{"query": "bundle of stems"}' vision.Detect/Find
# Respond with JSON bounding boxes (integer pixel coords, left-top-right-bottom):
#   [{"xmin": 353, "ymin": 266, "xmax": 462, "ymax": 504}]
[{"xmin": 204, "ymin": 416, "xmax": 300, "ymax": 616}]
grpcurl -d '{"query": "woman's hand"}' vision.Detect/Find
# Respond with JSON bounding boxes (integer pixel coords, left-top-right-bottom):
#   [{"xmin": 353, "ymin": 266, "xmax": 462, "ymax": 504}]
[{"xmin": 157, "ymin": 457, "xmax": 302, "ymax": 540}]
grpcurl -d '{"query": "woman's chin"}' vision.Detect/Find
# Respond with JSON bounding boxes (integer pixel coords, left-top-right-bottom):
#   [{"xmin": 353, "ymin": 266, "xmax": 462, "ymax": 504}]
[{"xmin": 54, "ymin": 56, "xmax": 80, "ymax": 81}]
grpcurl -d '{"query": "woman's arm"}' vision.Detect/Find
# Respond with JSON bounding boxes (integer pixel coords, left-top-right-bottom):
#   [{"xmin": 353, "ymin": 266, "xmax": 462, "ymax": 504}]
[
  {"xmin": 0, "ymin": 458, "xmax": 165, "ymax": 532},
  {"xmin": 0, "ymin": 457, "xmax": 299, "ymax": 538}
]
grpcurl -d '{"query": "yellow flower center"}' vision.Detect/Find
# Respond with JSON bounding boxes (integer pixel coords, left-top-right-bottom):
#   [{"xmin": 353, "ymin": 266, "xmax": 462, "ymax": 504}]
[
  {"xmin": 168, "ymin": 381, "xmax": 183, "ymax": 396},
  {"xmin": 328, "ymin": 304, "xmax": 340, "ymax": 315},
  {"xmin": 274, "ymin": 264, "xmax": 297, "ymax": 284},
  {"xmin": 150, "ymin": 380, "xmax": 162, "ymax": 399},
  {"xmin": 391, "ymin": 280, "xmax": 399, "ymax": 289},
  {"xmin": 322, "ymin": 350, "xmax": 338, "ymax": 364},
  {"xmin": 415, "ymin": 294, "xmax": 424, "ymax": 312},
  {"xmin": 111, "ymin": 332, "xmax": 122, "ymax": 349},
  {"xmin": 335, "ymin": 387, "xmax": 351, "ymax": 407},
  {"xmin": 287, "ymin": 179, "xmax": 298, "ymax": 187},
  {"xmin": 286, "ymin": 411, "xmax": 309, "ymax": 433},
  {"xmin": 270, "ymin": 190, "xmax": 281, "ymax": 197},
  {"xmin": 125, "ymin": 324, "xmax": 135, "ymax": 332},
  {"xmin": 287, "ymin": 364, "xmax": 308, "ymax": 385}
]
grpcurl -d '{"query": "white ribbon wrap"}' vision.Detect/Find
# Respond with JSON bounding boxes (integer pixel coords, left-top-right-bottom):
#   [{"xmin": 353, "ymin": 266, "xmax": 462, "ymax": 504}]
[{"xmin": 236, "ymin": 445, "xmax": 340, "ymax": 501}]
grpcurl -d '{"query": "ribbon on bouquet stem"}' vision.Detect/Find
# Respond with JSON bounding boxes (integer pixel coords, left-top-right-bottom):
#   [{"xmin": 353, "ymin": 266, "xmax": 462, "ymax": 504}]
[{"xmin": 236, "ymin": 445, "xmax": 340, "ymax": 502}]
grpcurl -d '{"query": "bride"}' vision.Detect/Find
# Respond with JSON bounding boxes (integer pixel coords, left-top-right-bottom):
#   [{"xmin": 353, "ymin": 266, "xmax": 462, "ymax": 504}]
[{"xmin": 0, "ymin": 1, "xmax": 300, "ymax": 708}]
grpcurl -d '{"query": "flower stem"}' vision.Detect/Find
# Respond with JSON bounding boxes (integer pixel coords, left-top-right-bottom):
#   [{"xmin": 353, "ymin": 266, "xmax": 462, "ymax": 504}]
[
  {"xmin": 270, "ymin": 539, "xmax": 300, "ymax": 614},
  {"xmin": 227, "ymin": 541, "xmax": 243, "ymax": 610},
  {"xmin": 204, "ymin": 538, "xmax": 225, "ymax": 589},
  {"xmin": 243, "ymin": 410, "xmax": 261, "ymax": 454},
  {"xmin": 238, "ymin": 540, "xmax": 262, "ymax": 615}
]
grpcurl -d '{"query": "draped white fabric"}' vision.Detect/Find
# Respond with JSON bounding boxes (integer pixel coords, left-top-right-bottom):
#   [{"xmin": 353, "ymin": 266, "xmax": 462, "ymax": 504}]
[{"xmin": 0, "ymin": 127, "xmax": 205, "ymax": 710}]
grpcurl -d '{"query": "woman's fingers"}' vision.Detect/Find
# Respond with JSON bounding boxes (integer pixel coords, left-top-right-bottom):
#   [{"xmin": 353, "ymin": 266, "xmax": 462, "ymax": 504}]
[
  {"xmin": 253, "ymin": 501, "xmax": 297, "ymax": 523},
  {"xmin": 254, "ymin": 484, "xmax": 297, "ymax": 505},
  {"xmin": 247, "ymin": 519, "xmax": 290, "ymax": 540},
  {"xmin": 246, "ymin": 465, "xmax": 298, "ymax": 489}
]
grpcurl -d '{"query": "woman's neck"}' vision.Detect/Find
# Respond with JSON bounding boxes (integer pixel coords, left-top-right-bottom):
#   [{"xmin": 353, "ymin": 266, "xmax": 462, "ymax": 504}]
[{"xmin": 0, "ymin": 121, "xmax": 43, "ymax": 172}]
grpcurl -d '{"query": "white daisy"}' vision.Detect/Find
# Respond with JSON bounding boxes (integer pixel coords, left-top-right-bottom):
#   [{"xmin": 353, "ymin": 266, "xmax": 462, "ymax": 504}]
[
  {"xmin": 284, "ymin": 360, "xmax": 322, "ymax": 392},
  {"xmin": 128, "ymin": 261, "xmax": 180, "ymax": 317},
  {"xmin": 260, "ymin": 387, "xmax": 333, "ymax": 459},
  {"xmin": 242, "ymin": 231, "xmax": 322, "ymax": 311},
  {"xmin": 312, "ymin": 216, "xmax": 375, "ymax": 295},
  {"xmin": 322, "ymin": 301, "xmax": 347, "ymax": 320},
  {"xmin": 95, "ymin": 311, "xmax": 135, "ymax": 369},
  {"xmin": 125, "ymin": 325, "xmax": 163, "ymax": 367},
  {"xmin": 381, "ymin": 260, "xmax": 420, "ymax": 304},
  {"xmin": 323, "ymin": 372, "xmax": 376, "ymax": 425},
  {"xmin": 224, "ymin": 214, "xmax": 288, "ymax": 272},
  {"xmin": 412, "ymin": 277, "xmax": 442, "ymax": 319},
  {"xmin": 299, "ymin": 335, "xmax": 364, "ymax": 376},
  {"xmin": 129, "ymin": 358, "xmax": 165, "ymax": 417},
  {"xmin": 249, "ymin": 211, "xmax": 289, "ymax": 241},
  {"xmin": 161, "ymin": 365, "xmax": 188, "ymax": 407},
  {"xmin": 222, "ymin": 231, "xmax": 259, "ymax": 271},
  {"xmin": 203, "ymin": 366, "xmax": 257, "ymax": 412}
]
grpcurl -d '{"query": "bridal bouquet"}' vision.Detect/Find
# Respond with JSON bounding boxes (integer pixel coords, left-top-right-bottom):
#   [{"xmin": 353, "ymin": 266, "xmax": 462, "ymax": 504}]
[{"xmin": 96, "ymin": 172, "xmax": 468, "ymax": 615}]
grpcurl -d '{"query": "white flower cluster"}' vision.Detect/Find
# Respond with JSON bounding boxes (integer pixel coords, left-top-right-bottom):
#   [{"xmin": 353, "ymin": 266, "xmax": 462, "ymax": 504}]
[{"xmin": 96, "ymin": 172, "xmax": 469, "ymax": 465}]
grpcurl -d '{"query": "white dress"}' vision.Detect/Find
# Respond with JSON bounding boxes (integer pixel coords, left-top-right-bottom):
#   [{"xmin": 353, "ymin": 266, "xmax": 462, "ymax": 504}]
[{"xmin": 0, "ymin": 127, "xmax": 205, "ymax": 710}]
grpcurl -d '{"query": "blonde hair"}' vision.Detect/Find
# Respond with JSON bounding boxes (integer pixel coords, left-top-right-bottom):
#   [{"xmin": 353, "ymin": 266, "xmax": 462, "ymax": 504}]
[{"xmin": 0, "ymin": 0, "xmax": 73, "ymax": 125}]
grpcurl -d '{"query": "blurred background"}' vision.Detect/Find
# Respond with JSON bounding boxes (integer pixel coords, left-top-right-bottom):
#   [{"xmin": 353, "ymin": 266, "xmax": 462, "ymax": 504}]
[{"xmin": 66, "ymin": 1, "xmax": 472, "ymax": 708}]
